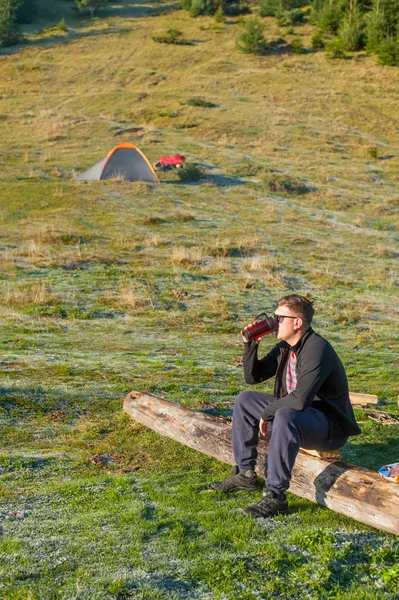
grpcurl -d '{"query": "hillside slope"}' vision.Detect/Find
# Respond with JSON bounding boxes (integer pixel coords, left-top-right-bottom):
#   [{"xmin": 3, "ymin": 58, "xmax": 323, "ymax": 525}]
[{"xmin": 0, "ymin": 2, "xmax": 399, "ymax": 598}]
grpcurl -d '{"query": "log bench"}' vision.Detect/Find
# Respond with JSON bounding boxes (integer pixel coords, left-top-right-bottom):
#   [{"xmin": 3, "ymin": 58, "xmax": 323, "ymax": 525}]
[{"xmin": 123, "ymin": 391, "xmax": 399, "ymax": 536}]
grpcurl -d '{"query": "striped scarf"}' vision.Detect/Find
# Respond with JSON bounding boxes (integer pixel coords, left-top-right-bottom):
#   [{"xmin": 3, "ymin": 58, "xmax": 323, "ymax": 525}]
[{"xmin": 286, "ymin": 351, "xmax": 297, "ymax": 394}]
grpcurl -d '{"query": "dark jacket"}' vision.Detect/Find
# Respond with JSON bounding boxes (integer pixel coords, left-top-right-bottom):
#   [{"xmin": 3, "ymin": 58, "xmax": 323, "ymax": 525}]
[{"xmin": 243, "ymin": 327, "xmax": 361, "ymax": 439}]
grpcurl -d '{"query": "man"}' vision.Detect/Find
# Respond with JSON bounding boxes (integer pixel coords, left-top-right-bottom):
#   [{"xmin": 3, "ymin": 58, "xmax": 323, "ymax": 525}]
[{"xmin": 210, "ymin": 294, "xmax": 361, "ymax": 518}]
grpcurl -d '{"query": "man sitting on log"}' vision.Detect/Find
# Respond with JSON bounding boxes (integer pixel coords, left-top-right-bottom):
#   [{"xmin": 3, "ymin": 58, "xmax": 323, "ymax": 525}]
[{"xmin": 210, "ymin": 294, "xmax": 361, "ymax": 518}]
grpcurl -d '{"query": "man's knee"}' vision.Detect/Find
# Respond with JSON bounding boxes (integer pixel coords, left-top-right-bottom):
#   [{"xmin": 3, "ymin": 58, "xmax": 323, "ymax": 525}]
[
  {"xmin": 273, "ymin": 406, "xmax": 300, "ymax": 430},
  {"xmin": 234, "ymin": 391, "xmax": 254, "ymax": 411}
]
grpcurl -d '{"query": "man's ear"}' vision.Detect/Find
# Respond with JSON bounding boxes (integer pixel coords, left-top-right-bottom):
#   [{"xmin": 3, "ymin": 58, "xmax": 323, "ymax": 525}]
[{"xmin": 294, "ymin": 317, "xmax": 303, "ymax": 330}]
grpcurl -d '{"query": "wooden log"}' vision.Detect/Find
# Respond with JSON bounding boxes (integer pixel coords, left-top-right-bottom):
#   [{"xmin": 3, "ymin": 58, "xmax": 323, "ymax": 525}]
[
  {"xmin": 123, "ymin": 391, "xmax": 399, "ymax": 537},
  {"xmin": 301, "ymin": 448, "xmax": 341, "ymax": 460},
  {"xmin": 349, "ymin": 392, "xmax": 378, "ymax": 406}
]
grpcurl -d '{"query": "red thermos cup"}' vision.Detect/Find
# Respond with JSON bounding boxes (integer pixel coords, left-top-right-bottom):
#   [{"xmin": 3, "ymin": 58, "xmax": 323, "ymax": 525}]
[{"xmin": 243, "ymin": 313, "xmax": 278, "ymax": 342}]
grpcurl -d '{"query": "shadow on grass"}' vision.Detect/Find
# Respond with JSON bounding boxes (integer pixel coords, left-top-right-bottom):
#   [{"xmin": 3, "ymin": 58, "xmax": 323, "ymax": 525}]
[
  {"xmin": 0, "ymin": 383, "xmax": 90, "ymax": 418},
  {"xmin": 103, "ymin": 0, "xmax": 179, "ymax": 18},
  {"xmin": 0, "ymin": 0, "xmax": 180, "ymax": 55},
  {"xmin": 342, "ymin": 435, "xmax": 399, "ymax": 471},
  {"xmin": 163, "ymin": 174, "xmax": 246, "ymax": 187}
]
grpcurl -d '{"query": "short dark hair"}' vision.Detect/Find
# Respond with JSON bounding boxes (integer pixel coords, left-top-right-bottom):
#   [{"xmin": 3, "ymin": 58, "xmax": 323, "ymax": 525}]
[{"xmin": 277, "ymin": 294, "xmax": 314, "ymax": 324}]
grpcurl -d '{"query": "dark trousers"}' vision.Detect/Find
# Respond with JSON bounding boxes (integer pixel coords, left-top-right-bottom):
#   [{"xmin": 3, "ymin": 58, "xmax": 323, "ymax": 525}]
[{"xmin": 232, "ymin": 391, "xmax": 347, "ymax": 496}]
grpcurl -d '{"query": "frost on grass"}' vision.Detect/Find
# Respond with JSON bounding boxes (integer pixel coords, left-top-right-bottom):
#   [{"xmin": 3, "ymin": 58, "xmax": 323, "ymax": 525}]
[{"xmin": 0, "ymin": 474, "xmax": 215, "ymax": 599}]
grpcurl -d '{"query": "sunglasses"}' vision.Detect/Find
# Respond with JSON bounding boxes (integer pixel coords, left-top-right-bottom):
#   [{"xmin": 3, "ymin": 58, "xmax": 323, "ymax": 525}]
[{"xmin": 274, "ymin": 314, "xmax": 298, "ymax": 323}]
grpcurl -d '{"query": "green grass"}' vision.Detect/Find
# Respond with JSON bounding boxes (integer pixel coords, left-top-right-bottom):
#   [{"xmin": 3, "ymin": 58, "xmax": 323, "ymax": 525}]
[{"xmin": 0, "ymin": 0, "xmax": 399, "ymax": 597}]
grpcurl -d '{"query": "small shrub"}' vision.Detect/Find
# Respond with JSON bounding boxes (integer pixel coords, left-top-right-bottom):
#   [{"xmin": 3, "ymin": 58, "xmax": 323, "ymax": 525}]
[
  {"xmin": 287, "ymin": 9, "xmax": 305, "ymax": 24},
  {"xmin": 377, "ymin": 39, "xmax": 399, "ymax": 66},
  {"xmin": 339, "ymin": 19, "xmax": 365, "ymax": 51},
  {"xmin": 366, "ymin": 146, "xmax": 379, "ymax": 159},
  {"xmin": 214, "ymin": 7, "xmax": 225, "ymax": 22},
  {"xmin": 75, "ymin": 0, "xmax": 108, "ymax": 17},
  {"xmin": 187, "ymin": 97, "xmax": 217, "ymax": 108},
  {"xmin": 311, "ymin": 30, "xmax": 325, "ymax": 49},
  {"xmin": 365, "ymin": 13, "xmax": 386, "ymax": 54},
  {"xmin": 153, "ymin": 28, "xmax": 193, "ymax": 45},
  {"xmin": 57, "ymin": 18, "xmax": 68, "ymax": 32},
  {"xmin": 259, "ymin": 0, "xmax": 280, "ymax": 17},
  {"xmin": 283, "ymin": 0, "xmax": 307, "ymax": 8},
  {"xmin": 317, "ymin": 3, "xmax": 344, "ymax": 35},
  {"xmin": 290, "ymin": 37, "xmax": 306, "ymax": 53},
  {"xmin": 275, "ymin": 8, "xmax": 288, "ymax": 26},
  {"xmin": 236, "ymin": 17, "xmax": 268, "ymax": 55},
  {"xmin": 325, "ymin": 37, "xmax": 346, "ymax": 59},
  {"xmin": 188, "ymin": 0, "xmax": 216, "ymax": 17},
  {"xmin": 175, "ymin": 122, "xmax": 199, "ymax": 129},
  {"xmin": 177, "ymin": 163, "xmax": 206, "ymax": 182},
  {"xmin": 223, "ymin": 0, "xmax": 250, "ymax": 16},
  {"xmin": 183, "ymin": 0, "xmax": 248, "ymax": 16},
  {"xmin": 264, "ymin": 173, "xmax": 309, "ymax": 195},
  {"xmin": 0, "ymin": 0, "xmax": 21, "ymax": 47}
]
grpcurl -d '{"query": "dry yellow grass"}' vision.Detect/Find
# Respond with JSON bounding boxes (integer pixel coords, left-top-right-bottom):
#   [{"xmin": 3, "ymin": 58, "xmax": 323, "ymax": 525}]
[
  {"xmin": 2, "ymin": 282, "xmax": 52, "ymax": 307},
  {"xmin": 114, "ymin": 285, "xmax": 151, "ymax": 310},
  {"xmin": 169, "ymin": 246, "xmax": 205, "ymax": 267}
]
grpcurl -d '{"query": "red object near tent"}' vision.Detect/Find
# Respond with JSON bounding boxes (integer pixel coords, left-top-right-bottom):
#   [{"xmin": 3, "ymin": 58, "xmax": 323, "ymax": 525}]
[
  {"xmin": 153, "ymin": 154, "xmax": 186, "ymax": 171},
  {"xmin": 158, "ymin": 154, "xmax": 185, "ymax": 166}
]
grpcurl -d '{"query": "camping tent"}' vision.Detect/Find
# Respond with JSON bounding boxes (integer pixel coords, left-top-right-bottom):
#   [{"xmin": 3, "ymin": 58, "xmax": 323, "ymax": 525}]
[{"xmin": 76, "ymin": 143, "xmax": 159, "ymax": 183}]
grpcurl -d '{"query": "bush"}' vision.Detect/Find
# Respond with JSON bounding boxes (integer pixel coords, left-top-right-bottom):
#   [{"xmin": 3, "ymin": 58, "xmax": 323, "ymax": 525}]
[
  {"xmin": 311, "ymin": 30, "xmax": 325, "ymax": 48},
  {"xmin": 365, "ymin": 13, "xmax": 386, "ymax": 53},
  {"xmin": 264, "ymin": 173, "xmax": 309, "ymax": 195},
  {"xmin": 259, "ymin": 0, "xmax": 280, "ymax": 17},
  {"xmin": 290, "ymin": 37, "xmax": 306, "ymax": 53},
  {"xmin": 287, "ymin": 9, "xmax": 305, "ymax": 24},
  {"xmin": 375, "ymin": 0, "xmax": 399, "ymax": 38},
  {"xmin": 339, "ymin": 19, "xmax": 365, "ymax": 51},
  {"xmin": 187, "ymin": 97, "xmax": 217, "ymax": 107},
  {"xmin": 0, "ymin": 0, "xmax": 21, "ymax": 47},
  {"xmin": 177, "ymin": 163, "xmax": 206, "ymax": 182},
  {"xmin": 189, "ymin": 0, "xmax": 215, "ymax": 16},
  {"xmin": 57, "ymin": 18, "xmax": 68, "ymax": 32},
  {"xmin": 325, "ymin": 37, "xmax": 346, "ymax": 59},
  {"xmin": 317, "ymin": 2, "xmax": 344, "ymax": 34},
  {"xmin": 75, "ymin": 0, "xmax": 108, "ymax": 17},
  {"xmin": 223, "ymin": 0, "xmax": 250, "ymax": 16},
  {"xmin": 377, "ymin": 38, "xmax": 399, "ymax": 66},
  {"xmin": 236, "ymin": 17, "xmax": 268, "ymax": 55},
  {"xmin": 153, "ymin": 28, "xmax": 193, "ymax": 45},
  {"xmin": 276, "ymin": 8, "xmax": 288, "ymax": 26},
  {"xmin": 182, "ymin": 0, "xmax": 248, "ymax": 16},
  {"xmin": 214, "ymin": 7, "xmax": 225, "ymax": 22},
  {"xmin": 283, "ymin": 0, "xmax": 307, "ymax": 8},
  {"xmin": 366, "ymin": 146, "xmax": 379, "ymax": 159}
]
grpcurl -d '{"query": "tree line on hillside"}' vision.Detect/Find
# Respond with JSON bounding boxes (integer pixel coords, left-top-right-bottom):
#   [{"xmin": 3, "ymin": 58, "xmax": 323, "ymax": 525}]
[
  {"xmin": 1, "ymin": 0, "xmax": 398, "ymax": 66},
  {"xmin": 183, "ymin": 0, "xmax": 399, "ymax": 65}
]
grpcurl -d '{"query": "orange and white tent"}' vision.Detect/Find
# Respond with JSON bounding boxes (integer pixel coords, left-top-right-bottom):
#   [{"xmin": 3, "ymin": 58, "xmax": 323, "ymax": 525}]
[{"xmin": 76, "ymin": 143, "xmax": 159, "ymax": 183}]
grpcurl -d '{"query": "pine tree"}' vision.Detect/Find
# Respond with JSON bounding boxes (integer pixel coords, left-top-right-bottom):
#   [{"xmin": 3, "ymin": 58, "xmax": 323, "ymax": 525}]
[
  {"xmin": 0, "ymin": 0, "xmax": 20, "ymax": 47},
  {"xmin": 75, "ymin": 0, "xmax": 108, "ymax": 18},
  {"xmin": 236, "ymin": 17, "xmax": 268, "ymax": 54}
]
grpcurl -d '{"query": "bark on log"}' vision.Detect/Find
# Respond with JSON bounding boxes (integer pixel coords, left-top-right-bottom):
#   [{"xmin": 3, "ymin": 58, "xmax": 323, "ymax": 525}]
[{"xmin": 123, "ymin": 391, "xmax": 399, "ymax": 537}]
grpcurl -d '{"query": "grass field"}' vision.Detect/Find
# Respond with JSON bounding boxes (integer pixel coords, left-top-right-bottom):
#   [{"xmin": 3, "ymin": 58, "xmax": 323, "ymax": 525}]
[{"xmin": 1, "ymin": 1, "xmax": 399, "ymax": 598}]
